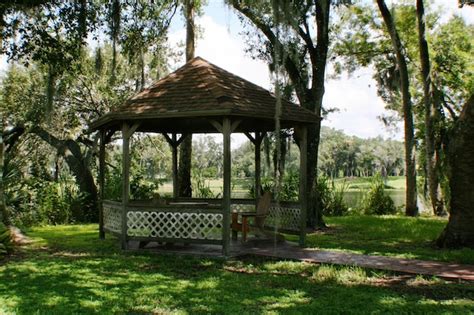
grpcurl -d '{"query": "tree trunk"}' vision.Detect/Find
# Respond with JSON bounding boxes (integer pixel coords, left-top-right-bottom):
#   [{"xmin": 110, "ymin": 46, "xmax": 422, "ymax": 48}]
[
  {"xmin": 0, "ymin": 114, "xmax": 7, "ymax": 225},
  {"xmin": 31, "ymin": 127, "xmax": 98, "ymax": 222},
  {"xmin": 0, "ymin": 9, "xmax": 8, "ymax": 225},
  {"xmin": 304, "ymin": 0, "xmax": 331, "ymax": 229},
  {"xmin": 377, "ymin": 0, "xmax": 418, "ymax": 216},
  {"xmin": 437, "ymin": 94, "xmax": 474, "ymax": 248},
  {"xmin": 231, "ymin": 0, "xmax": 330, "ymax": 228},
  {"xmin": 178, "ymin": 0, "xmax": 195, "ymax": 197},
  {"xmin": 416, "ymin": 0, "xmax": 444, "ymax": 216}
]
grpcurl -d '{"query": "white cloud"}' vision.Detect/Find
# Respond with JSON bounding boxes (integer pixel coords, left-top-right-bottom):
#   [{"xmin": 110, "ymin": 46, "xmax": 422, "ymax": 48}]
[
  {"xmin": 323, "ymin": 70, "xmax": 403, "ymax": 140},
  {"xmin": 168, "ymin": 15, "xmax": 271, "ymax": 89}
]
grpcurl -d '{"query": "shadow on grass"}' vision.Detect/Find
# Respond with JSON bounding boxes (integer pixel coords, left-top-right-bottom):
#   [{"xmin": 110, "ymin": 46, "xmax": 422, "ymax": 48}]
[
  {"xmin": 0, "ymin": 224, "xmax": 473, "ymax": 314},
  {"xmin": 294, "ymin": 215, "xmax": 474, "ymax": 264}
]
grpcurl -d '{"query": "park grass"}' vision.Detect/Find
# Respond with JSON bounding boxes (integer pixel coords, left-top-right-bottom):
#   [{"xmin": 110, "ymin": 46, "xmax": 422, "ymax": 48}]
[
  {"xmin": 1, "ymin": 224, "xmax": 474, "ymax": 314},
  {"xmin": 287, "ymin": 215, "xmax": 474, "ymax": 265}
]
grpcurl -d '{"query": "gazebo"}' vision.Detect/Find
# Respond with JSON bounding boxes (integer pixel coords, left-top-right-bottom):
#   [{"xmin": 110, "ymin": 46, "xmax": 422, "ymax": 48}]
[{"xmin": 90, "ymin": 57, "xmax": 318, "ymax": 256}]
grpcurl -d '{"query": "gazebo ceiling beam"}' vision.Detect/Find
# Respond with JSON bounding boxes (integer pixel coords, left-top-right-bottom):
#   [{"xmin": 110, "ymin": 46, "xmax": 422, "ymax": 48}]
[
  {"xmin": 104, "ymin": 129, "xmax": 116, "ymax": 145},
  {"xmin": 209, "ymin": 119, "xmax": 241, "ymax": 134},
  {"xmin": 244, "ymin": 131, "xmax": 265, "ymax": 145},
  {"xmin": 162, "ymin": 133, "xmax": 188, "ymax": 148},
  {"xmin": 123, "ymin": 122, "xmax": 140, "ymax": 140}
]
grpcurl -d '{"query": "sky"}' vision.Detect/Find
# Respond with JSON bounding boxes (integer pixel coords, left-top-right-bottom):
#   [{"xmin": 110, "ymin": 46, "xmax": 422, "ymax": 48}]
[{"xmin": 1, "ymin": 0, "xmax": 472, "ymax": 147}]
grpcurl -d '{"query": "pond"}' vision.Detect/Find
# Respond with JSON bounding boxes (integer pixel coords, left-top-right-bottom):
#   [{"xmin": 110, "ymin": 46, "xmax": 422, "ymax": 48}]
[{"xmin": 343, "ymin": 190, "xmax": 430, "ymax": 213}]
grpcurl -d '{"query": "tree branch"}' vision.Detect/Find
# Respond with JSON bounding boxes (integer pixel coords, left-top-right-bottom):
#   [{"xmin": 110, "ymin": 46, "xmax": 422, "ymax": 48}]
[{"xmin": 230, "ymin": 1, "xmax": 309, "ymax": 100}]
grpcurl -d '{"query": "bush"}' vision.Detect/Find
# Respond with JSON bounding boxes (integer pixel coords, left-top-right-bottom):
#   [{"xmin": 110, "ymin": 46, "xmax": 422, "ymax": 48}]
[
  {"xmin": 37, "ymin": 181, "xmax": 71, "ymax": 224},
  {"xmin": 359, "ymin": 174, "xmax": 397, "ymax": 215},
  {"xmin": 317, "ymin": 176, "xmax": 349, "ymax": 216},
  {"xmin": 246, "ymin": 177, "xmax": 275, "ymax": 199},
  {"xmin": 0, "ymin": 222, "xmax": 13, "ymax": 257},
  {"xmin": 7, "ymin": 176, "xmax": 84, "ymax": 227},
  {"xmin": 280, "ymin": 171, "xmax": 299, "ymax": 201},
  {"xmin": 246, "ymin": 171, "xmax": 299, "ymax": 201}
]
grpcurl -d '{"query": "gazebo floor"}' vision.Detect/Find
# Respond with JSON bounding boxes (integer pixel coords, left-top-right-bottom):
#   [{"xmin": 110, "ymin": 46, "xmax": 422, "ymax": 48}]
[{"xmin": 127, "ymin": 237, "xmax": 293, "ymax": 258}]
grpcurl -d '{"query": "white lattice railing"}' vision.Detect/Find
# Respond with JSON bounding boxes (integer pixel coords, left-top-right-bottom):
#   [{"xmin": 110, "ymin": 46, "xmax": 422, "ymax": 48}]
[
  {"xmin": 126, "ymin": 207, "xmax": 223, "ymax": 241},
  {"xmin": 103, "ymin": 201, "xmax": 122, "ymax": 234},
  {"xmin": 230, "ymin": 200, "xmax": 301, "ymax": 233},
  {"xmin": 265, "ymin": 205, "xmax": 301, "ymax": 232},
  {"xmin": 103, "ymin": 199, "xmax": 301, "ymax": 241}
]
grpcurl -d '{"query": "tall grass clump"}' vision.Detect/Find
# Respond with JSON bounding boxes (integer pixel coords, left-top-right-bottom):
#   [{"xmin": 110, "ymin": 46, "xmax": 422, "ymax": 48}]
[
  {"xmin": 359, "ymin": 174, "xmax": 396, "ymax": 215},
  {"xmin": 317, "ymin": 176, "xmax": 349, "ymax": 216}
]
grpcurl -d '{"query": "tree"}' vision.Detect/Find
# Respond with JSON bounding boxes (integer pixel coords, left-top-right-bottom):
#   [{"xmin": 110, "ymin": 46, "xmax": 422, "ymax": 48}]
[
  {"xmin": 332, "ymin": 3, "xmax": 473, "ymax": 216},
  {"xmin": 376, "ymin": 0, "xmax": 417, "ymax": 216},
  {"xmin": 0, "ymin": 1, "xmax": 177, "ymax": 223},
  {"xmin": 178, "ymin": 0, "xmax": 197, "ymax": 197},
  {"xmin": 416, "ymin": 0, "xmax": 444, "ymax": 215},
  {"xmin": 437, "ymin": 94, "xmax": 474, "ymax": 248},
  {"xmin": 230, "ymin": 0, "xmax": 332, "ymax": 229}
]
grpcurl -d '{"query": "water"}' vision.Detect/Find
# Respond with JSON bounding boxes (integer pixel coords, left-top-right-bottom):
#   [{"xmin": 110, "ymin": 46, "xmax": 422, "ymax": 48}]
[{"xmin": 343, "ymin": 190, "xmax": 430, "ymax": 213}]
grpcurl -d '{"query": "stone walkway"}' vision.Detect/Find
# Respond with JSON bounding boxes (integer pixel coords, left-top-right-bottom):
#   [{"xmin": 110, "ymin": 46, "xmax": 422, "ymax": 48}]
[{"xmin": 245, "ymin": 243, "xmax": 474, "ymax": 281}]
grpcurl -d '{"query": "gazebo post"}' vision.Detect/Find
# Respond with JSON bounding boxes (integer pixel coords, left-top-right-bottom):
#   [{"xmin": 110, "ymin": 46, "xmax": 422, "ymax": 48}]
[
  {"xmin": 244, "ymin": 132, "xmax": 264, "ymax": 201},
  {"xmin": 172, "ymin": 133, "xmax": 179, "ymax": 199},
  {"xmin": 254, "ymin": 132, "xmax": 264, "ymax": 199},
  {"xmin": 98, "ymin": 129, "xmax": 106, "ymax": 240},
  {"xmin": 222, "ymin": 118, "xmax": 232, "ymax": 256},
  {"xmin": 298, "ymin": 125, "xmax": 308, "ymax": 247},
  {"xmin": 163, "ymin": 133, "xmax": 186, "ymax": 200},
  {"xmin": 121, "ymin": 122, "xmax": 139, "ymax": 250},
  {"xmin": 121, "ymin": 123, "xmax": 131, "ymax": 250}
]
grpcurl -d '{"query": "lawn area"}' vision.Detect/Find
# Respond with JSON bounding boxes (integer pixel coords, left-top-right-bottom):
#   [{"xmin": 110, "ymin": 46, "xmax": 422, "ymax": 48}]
[
  {"xmin": 1, "ymin": 224, "xmax": 474, "ymax": 314},
  {"xmin": 287, "ymin": 215, "xmax": 474, "ymax": 264}
]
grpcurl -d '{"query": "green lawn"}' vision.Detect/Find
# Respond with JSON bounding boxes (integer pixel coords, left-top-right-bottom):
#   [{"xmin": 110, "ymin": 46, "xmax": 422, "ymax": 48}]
[
  {"xmin": 287, "ymin": 215, "xmax": 474, "ymax": 265},
  {"xmin": 1, "ymin": 223, "xmax": 474, "ymax": 314}
]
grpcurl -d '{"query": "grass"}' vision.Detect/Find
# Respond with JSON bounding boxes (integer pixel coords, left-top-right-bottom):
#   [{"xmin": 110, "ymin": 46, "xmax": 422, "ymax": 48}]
[
  {"xmin": 1, "ymin": 224, "xmax": 474, "ymax": 314},
  {"xmin": 287, "ymin": 215, "xmax": 474, "ymax": 264}
]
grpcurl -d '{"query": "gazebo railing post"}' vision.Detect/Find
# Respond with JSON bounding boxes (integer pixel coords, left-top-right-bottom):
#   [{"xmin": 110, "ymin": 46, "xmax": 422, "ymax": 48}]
[
  {"xmin": 121, "ymin": 123, "xmax": 130, "ymax": 250},
  {"xmin": 99, "ymin": 129, "xmax": 106, "ymax": 240},
  {"xmin": 244, "ymin": 132, "xmax": 265, "ymax": 203},
  {"xmin": 172, "ymin": 133, "xmax": 179, "ymax": 199},
  {"xmin": 163, "ymin": 133, "xmax": 187, "ymax": 200},
  {"xmin": 222, "ymin": 118, "xmax": 232, "ymax": 256},
  {"xmin": 298, "ymin": 125, "xmax": 308, "ymax": 247},
  {"xmin": 121, "ymin": 122, "xmax": 139, "ymax": 250},
  {"xmin": 254, "ymin": 132, "xmax": 264, "ymax": 201}
]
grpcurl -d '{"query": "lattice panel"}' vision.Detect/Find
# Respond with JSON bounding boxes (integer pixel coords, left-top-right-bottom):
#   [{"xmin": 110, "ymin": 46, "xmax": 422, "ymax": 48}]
[
  {"xmin": 265, "ymin": 205, "xmax": 301, "ymax": 232},
  {"xmin": 127, "ymin": 210, "xmax": 223, "ymax": 240},
  {"xmin": 103, "ymin": 204, "xmax": 122, "ymax": 234}
]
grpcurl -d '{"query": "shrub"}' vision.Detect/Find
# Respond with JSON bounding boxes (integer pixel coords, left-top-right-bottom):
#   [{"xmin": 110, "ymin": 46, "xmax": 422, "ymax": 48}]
[
  {"xmin": 359, "ymin": 174, "xmax": 397, "ymax": 215},
  {"xmin": 37, "ymin": 181, "xmax": 71, "ymax": 224},
  {"xmin": 317, "ymin": 176, "xmax": 349, "ymax": 216},
  {"xmin": 0, "ymin": 222, "xmax": 13, "ymax": 257},
  {"xmin": 130, "ymin": 173, "xmax": 161, "ymax": 200},
  {"xmin": 246, "ymin": 177, "xmax": 275, "ymax": 199},
  {"xmin": 280, "ymin": 171, "xmax": 299, "ymax": 201},
  {"xmin": 246, "ymin": 171, "xmax": 299, "ymax": 202}
]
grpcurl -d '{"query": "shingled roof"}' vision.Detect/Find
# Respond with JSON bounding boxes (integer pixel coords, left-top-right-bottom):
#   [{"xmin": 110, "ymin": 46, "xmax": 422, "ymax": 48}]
[{"xmin": 89, "ymin": 57, "xmax": 319, "ymax": 133}]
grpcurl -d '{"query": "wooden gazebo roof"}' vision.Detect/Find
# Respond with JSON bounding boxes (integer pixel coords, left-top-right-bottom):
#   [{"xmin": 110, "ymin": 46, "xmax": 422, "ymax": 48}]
[{"xmin": 90, "ymin": 57, "xmax": 319, "ymax": 133}]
